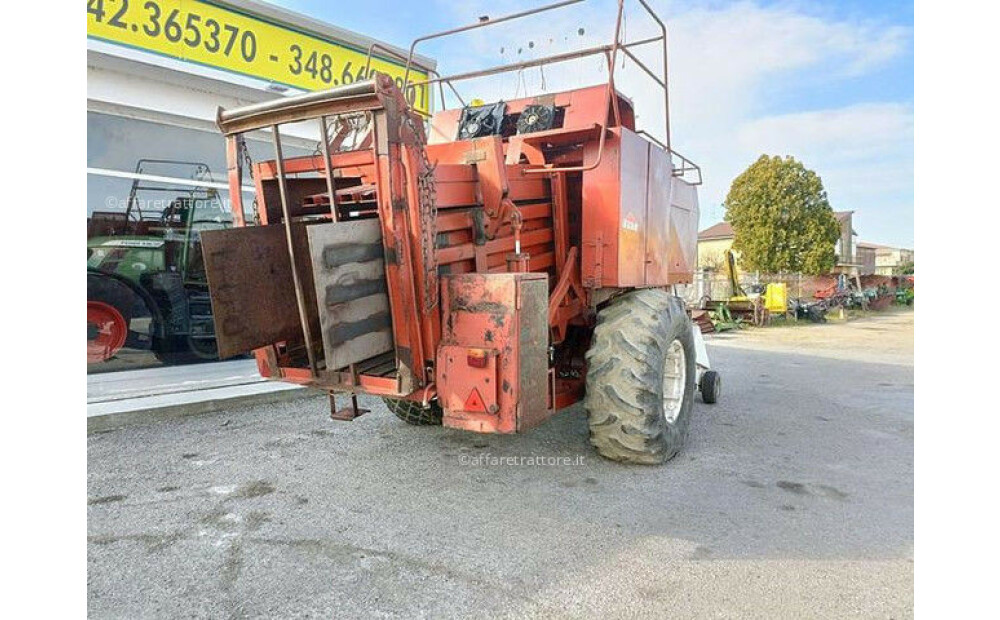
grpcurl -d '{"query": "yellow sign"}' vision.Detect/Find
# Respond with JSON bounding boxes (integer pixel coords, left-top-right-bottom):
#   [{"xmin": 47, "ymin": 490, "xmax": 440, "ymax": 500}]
[{"xmin": 86, "ymin": 0, "xmax": 431, "ymax": 113}]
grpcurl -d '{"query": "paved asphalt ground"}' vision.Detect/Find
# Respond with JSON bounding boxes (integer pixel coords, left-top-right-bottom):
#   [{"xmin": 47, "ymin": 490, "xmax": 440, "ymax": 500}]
[{"xmin": 88, "ymin": 311, "xmax": 914, "ymax": 618}]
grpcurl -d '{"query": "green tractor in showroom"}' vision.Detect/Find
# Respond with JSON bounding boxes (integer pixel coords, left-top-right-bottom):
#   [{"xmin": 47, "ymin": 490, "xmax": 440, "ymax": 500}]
[{"xmin": 87, "ymin": 160, "xmax": 232, "ymax": 365}]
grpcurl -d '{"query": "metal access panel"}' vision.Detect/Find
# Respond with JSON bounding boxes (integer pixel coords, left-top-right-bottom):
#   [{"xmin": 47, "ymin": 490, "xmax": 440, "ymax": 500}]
[
  {"xmin": 644, "ymin": 143, "xmax": 675, "ymax": 285},
  {"xmin": 306, "ymin": 220, "xmax": 394, "ymax": 372},
  {"xmin": 581, "ymin": 128, "xmax": 699, "ymax": 288},
  {"xmin": 580, "ymin": 128, "xmax": 650, "ymax": 288},
  {"xmin": 666, "ymin": 177, "xmax": 700, "ymax": 283},
  {"xmin": 616, "ymin": 129, "xmax": 651, "ymax": 286},
  {"xmin": 436, "ymin": 273, "xmax": 549, "ymax": 434},
  {"xmin": 201, "ymin": 224, "xmax": 320, "ymax": 359}
]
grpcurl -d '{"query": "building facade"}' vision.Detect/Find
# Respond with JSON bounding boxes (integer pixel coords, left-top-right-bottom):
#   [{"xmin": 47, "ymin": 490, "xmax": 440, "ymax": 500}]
[
  {"xmin": 87, "ymin": 0, "xmax": 435, "ymax": 370},
  {"xmin": 833, "ymin": 211, "xmax": 857, "ymax": 268},
  {"xmin": 697, "ymin": 211, "xmax": 858, "ymax": 273},
  {"xmin": 856, "ymin": 242, "xmax": 878, "ymax": 275},
  {"xmin": 874, "ymin": 246, "xmax": 915, "ymax": 275},
  {"xmin": 88, "ymin": 0, "xmax": 435, "ymax": 223},
  {"xmin": 695, "ymin": 221, "xmax": 736, "ymax": 271}
]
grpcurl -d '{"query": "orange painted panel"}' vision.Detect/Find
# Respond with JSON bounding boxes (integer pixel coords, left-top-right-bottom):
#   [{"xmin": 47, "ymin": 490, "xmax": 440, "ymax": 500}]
[{"xmin": 436, "ymin": 273, "xmax": 549, "ymax": 434}]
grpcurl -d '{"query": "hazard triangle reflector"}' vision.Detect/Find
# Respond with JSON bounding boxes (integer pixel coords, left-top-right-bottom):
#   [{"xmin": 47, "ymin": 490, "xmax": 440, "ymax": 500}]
[{"xmin": 464, "ymin": 388, "xmax": 487, "ymax": 413}]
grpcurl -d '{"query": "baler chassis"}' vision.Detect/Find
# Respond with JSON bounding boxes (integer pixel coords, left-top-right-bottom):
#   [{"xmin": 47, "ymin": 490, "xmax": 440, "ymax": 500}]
[{"xmin": 202, "ymin": 0, "xmax": 715, "ymax": 463}]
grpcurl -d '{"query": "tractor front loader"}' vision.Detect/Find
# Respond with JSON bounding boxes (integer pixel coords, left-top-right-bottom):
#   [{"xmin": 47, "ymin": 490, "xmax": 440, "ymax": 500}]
[{"xmin": 202, "ymin": 0, "xmax": 718, "ymax": 464}]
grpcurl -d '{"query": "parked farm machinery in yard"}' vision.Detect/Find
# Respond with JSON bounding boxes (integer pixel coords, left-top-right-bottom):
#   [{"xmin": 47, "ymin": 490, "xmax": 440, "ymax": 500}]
[{"xmin": 202, "ymin": 0, "xmax": 719, "ymax": 463}]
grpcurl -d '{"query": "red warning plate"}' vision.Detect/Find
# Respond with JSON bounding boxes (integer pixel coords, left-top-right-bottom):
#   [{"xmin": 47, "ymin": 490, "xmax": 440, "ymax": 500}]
[{"xmin": 464, "ymin": 387, "xmax": 487, "ymax": 413}]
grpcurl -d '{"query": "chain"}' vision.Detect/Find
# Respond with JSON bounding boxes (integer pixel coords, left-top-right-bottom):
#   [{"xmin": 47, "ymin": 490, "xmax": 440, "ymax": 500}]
[
  {"xmin": 313, "ymin": 113, "xmax": 369, "ymax": 157},
  {"xmin": 402, "ymin": 113, "xmax": 439, "ymax": 311},
  {"xmin": 238, "ymin": 136, "xmax": 260, "ymax": 226},
  {"xmin": 313, "ymin": 116, "xmax": 339, "ymax": 158}
]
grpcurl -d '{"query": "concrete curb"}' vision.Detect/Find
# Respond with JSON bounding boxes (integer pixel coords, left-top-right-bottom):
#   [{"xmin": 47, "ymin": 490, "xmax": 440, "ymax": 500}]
[{"xmin": 87, "ymin": 386, "xmax": 325, "ymax": 434}]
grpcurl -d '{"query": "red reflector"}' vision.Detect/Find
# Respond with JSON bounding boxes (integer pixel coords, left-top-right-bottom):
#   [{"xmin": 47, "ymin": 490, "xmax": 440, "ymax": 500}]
[
  {"xmin": 467, "ymin": 350, "xmax": 488, "ymax": 368},
  {"xmin": 464, "ymin": 388, "xmax": 487, "ymax": 412}
]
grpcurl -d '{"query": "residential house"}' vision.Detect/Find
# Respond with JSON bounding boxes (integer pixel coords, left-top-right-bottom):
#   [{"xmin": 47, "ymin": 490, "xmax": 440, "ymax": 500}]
[
  {"xmin": 874, "ymin": 245, "xmax": 915, "ymax": 275},
  {"xmin": 696, "ymin": 221, "xmax": 736, "ymax": 271},
  {"xmin": 697, "ymin": 210, "xmax": 859, "ymax": 273}
]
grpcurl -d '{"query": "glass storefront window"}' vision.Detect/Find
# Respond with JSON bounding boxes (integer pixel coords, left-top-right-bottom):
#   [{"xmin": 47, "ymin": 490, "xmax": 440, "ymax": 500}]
[{"xmin": 86, "ymin": 112, "xmax": 310, "ymax": 372}]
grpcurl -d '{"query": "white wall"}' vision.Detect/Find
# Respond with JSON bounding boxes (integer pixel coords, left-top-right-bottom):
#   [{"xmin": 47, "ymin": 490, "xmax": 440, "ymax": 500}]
[{"xmin": 87, "ymin": 47, "xmax": 319, "ymax": 143}]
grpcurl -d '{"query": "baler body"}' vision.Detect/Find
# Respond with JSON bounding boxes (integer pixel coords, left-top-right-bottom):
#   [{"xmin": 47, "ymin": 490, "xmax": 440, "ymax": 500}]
[{"xmin": 202, "ymin": 1, "xmax": 701, "ymax": 434}]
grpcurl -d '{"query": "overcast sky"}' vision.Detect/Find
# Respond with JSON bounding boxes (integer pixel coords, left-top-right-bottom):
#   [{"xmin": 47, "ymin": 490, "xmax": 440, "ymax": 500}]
[{"xmin": 274, "ymin": 0, "xmax": 913, "ymax": 249}]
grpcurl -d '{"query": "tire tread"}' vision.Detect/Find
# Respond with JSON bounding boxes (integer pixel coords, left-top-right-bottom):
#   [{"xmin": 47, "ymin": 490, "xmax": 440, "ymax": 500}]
[
  {"xmin": 584, "ymin": 289, "xmax": 695, "ymax": 464},
  {"xmin": 383, "ymin": 398, "xmax": 443, "ymax": 426}
]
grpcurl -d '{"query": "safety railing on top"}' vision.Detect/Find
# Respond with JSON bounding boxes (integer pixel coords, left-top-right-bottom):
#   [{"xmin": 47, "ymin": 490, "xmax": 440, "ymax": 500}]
[{"xmin": 378, "ymin": 0, "xmax": 701, "ymax": 184}]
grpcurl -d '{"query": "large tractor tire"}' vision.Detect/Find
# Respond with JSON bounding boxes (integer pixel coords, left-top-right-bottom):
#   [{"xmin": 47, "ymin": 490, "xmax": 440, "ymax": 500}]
[
  {"xmin": 382, "ymin": 398, "xmax": 443, "ymax": 426},
  {"xmin": 87, "ymin": 301, "xmax": 128, "ymax": 363},
  {"xmin": 87, "ymin": 271, "xmax": 151, "ymax": 363},
  {"xmin": 584, "ymin": 289, "xmax": 697, "ymax": 464},
  {"xmin": 153, "ymin": 336, "xmax": 219, "ymax": 365}
]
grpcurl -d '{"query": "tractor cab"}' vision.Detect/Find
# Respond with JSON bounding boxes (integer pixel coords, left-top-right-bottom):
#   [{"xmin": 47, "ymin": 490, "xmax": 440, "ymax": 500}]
[{"xmin": 87, "ymin": 160, "xmax": 233, "ymax": 364}]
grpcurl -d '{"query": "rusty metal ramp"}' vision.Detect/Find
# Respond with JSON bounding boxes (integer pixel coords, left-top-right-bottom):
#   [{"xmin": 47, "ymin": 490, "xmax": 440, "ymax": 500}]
[{"xmin": 201, "ymin": 224, "xmax": 320, "ymax": 360}]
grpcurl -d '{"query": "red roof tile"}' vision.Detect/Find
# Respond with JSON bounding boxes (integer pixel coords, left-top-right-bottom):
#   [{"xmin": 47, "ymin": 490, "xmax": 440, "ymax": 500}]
[{"xmin": 698, "ymin": 221, "xmax": 733, "ymax": 240}]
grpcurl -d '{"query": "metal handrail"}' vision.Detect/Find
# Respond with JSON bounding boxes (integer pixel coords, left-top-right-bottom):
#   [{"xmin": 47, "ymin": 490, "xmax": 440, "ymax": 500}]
[
  {"xmin": 669, "ymin": 149, "xmax": 703, "ymax": 185},
  {"xmin": 124, "ymin": 159, "xmax": 215, "ymax": 226},
  {"xmin": 635, "ymin": 0, "xmax": 671, "ymax": 151},
  {"xmin": 216, "ymin": 81, "xmax": 381, "ymax": 135},
  {"xmin": 636, "ymin": 131, "xmax": 702, "ymax": 185},
  {"xmin": 399, "ymin": 0, "xmax": 689, "ymax": 175},
  {"xmin": 408, "ymin": 36, "xmax": 660, "ymax": 91},
  {"xmin": 361, "ymin": 43, "xmax": 465, "ymax": 114}
]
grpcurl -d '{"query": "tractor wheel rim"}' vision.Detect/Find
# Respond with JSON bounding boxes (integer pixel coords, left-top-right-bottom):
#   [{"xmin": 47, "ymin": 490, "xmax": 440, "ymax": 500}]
[
  {"xmin": 662, "ymin": 339, "xmax": 687, "ymax": 424},
  {"xmin": 87, "ymin": 301, "xmax": 127, "ymax": 363}
]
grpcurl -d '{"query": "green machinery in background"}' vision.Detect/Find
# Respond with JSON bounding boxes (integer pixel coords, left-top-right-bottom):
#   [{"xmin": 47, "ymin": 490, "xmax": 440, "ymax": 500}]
[{"xmin": 87, "ymin": 160, "xmax": 233, "ymax": 364}]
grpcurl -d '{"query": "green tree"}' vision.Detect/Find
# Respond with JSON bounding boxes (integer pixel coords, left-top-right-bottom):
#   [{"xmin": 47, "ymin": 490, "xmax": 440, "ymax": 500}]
[{"xmin": 724, "ymin": 155, "xmax": 841, "ymax": 275}]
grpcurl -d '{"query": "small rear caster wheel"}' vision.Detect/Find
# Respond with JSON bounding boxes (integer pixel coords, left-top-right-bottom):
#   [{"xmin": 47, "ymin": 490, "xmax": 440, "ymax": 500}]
[{"xmin": 700, "ymin": 370, "xmax": 721, "ymax": 404}]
